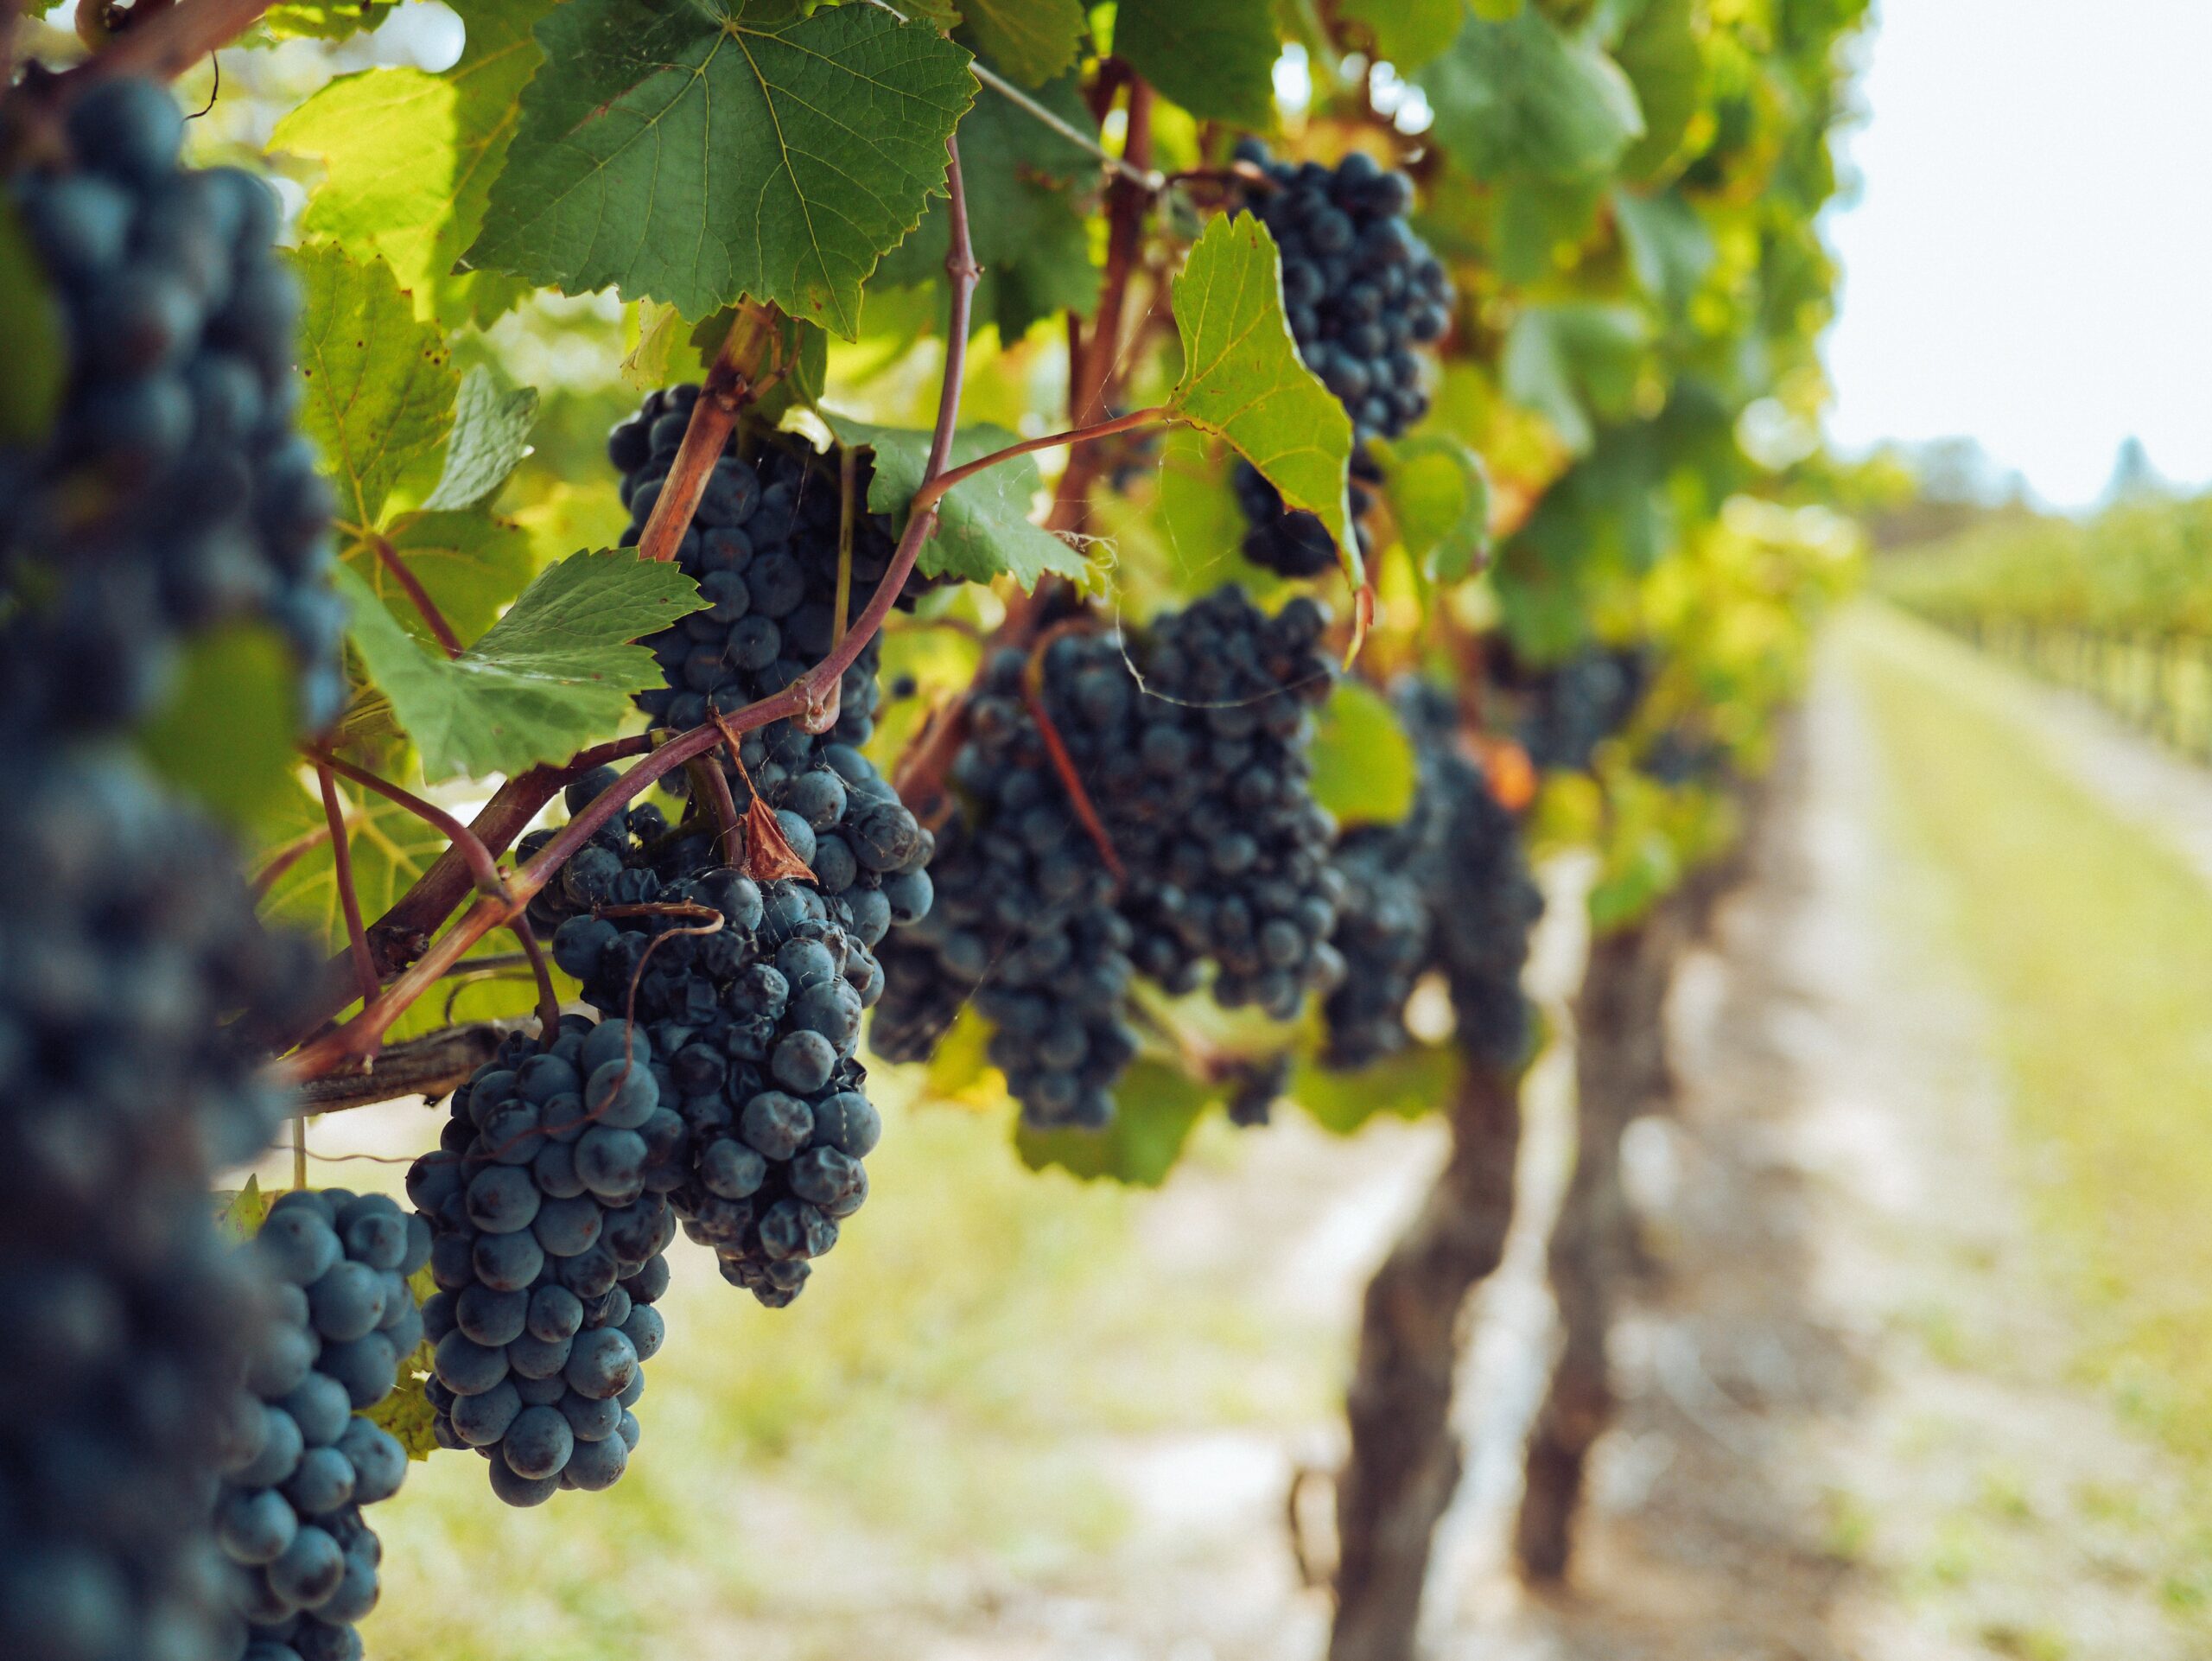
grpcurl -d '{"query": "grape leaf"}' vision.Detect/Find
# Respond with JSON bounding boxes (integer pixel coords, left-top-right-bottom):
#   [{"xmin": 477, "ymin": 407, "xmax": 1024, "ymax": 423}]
[
  {"xmin": 274, "ymin": 0, "xmax": 553, "ymax": 326},
  {"xmin": 1166, "ymin": 213, "xmax": 1355, "ymax": 570},
  {"xmin": 1115, "ymin": 0, "xmax": 1279, "ymax": 129},
  {"xmin": 213, "ymin": 1176, "xmax": 271, "ymax": 1244},
  {"xmin": 1612, "ymin": 187, "xmax": 1713, "ymax": 320},
  {"xmin": 335, "ymin": 551, "xmax": 702, "ymax": 781},
  {"xmin": 341, "ymin": 510, "xmax": 537, "ymax": 649},
  {"xmin": 262, "ymin": 0, "xmax": 397, "ymax": 41},
  {"xmin": 0, "ymin": 199, "xmax": 64, "ymax": 445},
  {"xmin": 1292, "ymin": 1042, "xmax": 1459, "ymax": 1135},
  {"xmin": 1418, "ymin": 7, "xmax": 1644, "ymax": 183},
  {"xmin": 422, "ymin": 367, "xmax": 540, "ymax": 512},
  {"xmin": 366, "ymin": 1334, "xmax": 441, "ymax": 1460},
  {"xmin": 836, "ymin": 420, "xmax": 1089, "ymax": 589},
  {"xmin": 292, "ymin": 244, "xmax": 459, "ymax": 530},
  {"xmin": 1014, "ymin": 1060, "xmax": 1218, "ymax": 1186},
  {"xmin": 1338, "ymin": 0, "xmax": 1464, "ymax": 73},
  {"xmin": 1310, "ymin": 679, "xmax": 1417, "ymax": 826},
  {"xmin": 1500, "ymin": 302, "xmax": 1648, "ymax": 455},
  {"xmin": 963, "ymin": 0, "xmax": 1085, "ymax": 86},
  {"xmin": 876, "ymin": 64, "xmax": 1101, "ymax": 340},
  {"xmin": 1612, "ymin": 0, "xmax": 1702, "ymax": 183},
  {"xmin": 1371, "ymin": 431, "xmax": 1491, "ymax": 581},
  {"xmin": 257, "ymin": 773, "xmax": 453, "ymax": 957},
  {"xmin": 136, "ymin": 625, "xmax": 303, "ymax": 837},
  {"xmin": 467, "ymin": 0, "xmax": 976, "ymax": 334}
]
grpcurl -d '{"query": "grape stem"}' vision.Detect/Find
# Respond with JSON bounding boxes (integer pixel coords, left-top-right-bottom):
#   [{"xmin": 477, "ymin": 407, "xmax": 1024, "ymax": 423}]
[
  {"xmin": 281, "ymin": 135, "xmax": 984, "ymax": 1083},
  {"xmin": 358, "ymin": 530, "xmax": 465, "ymax": 659},
  {"xmin": 634, "ymin": 301, "xmax": 795, "ymax": 566},
  {"xmin": 509, "ymin": 913, "xmax": 562, "ymax": 1042},
  {"xmin": 47, "ymin": 0, "xmax": 267, "ymax": 94},
  {"xmin": 1020, "ymin": 616, "xmax": 1126, "ymax": 881},
  {"xmin": 315, "ymin": 763, "xmax": 381, "ymax": 1019},
  {"xmin": 303, "ymin": 743, "xmax": 509, "ymax": 899},
  {"xmin": 686, "ymin": 752, "xmax": 746, "ymax": 868}
]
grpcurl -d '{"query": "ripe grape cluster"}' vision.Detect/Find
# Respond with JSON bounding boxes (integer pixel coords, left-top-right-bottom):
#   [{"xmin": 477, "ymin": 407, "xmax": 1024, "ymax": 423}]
[
  {"xmin": 0, "ymin": 78, "xmax": 343, "ymax": 740},
  {"xmin": 405, "ymin": 1010, "xmax": 675, "ymax": 1505},
  {"xmin": 217, "ymin": 1190, "xmax": 424, "ymax": 1661},
  {"xmin": 0, "ymin": 750, "xmax": 319, "ymax": 1661},
  {"xmin": 1508, "ymin": 646, "xmax": 1650, "ymax": 773},
  {"xmin": 1227, "ymin": 143, "xmax": 1452, "ymax": 580},
  {"xmin": 1319, "ymin": 685, "xmax": 1546, "ymax": 1072},
  {"xmin": 875, "ymin": 588, "xmax": 1343, "ymax": 1127},
  {"xmin": 526, "ymin": 787, "xmax": 890, "ymax": 1308}
]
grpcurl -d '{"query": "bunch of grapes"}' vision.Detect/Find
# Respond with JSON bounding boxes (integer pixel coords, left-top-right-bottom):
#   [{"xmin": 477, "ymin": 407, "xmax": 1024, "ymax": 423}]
[
  {"xmin": 0, "ymin": 749, "xmax": 319, "ymax": 1661},
  {"xmin": 875, "ymin": 588, "xmax": 1342, "ymax": 1125},
  {"xmin": 1226, "ymin": 143, "xmax": 1452, "ymax": 580},
  {"xmin": 0, "ymin": 78, "xmax": 343, "ymax": 740},
  {"xmin": 1506, "ymin": 646, "xmax": 1651, "ymax": 773},
  {"xmin": 404, "ymin": 1010, "xmax": 677, "ymax": 1505},
  {"xmin": 1319, "ymin": 824, "xmax": 1435, "ymax": 1070},
  {"xmin": 873, "ymin": 646, "xmax": 1141, "ymax": 1130},
  {"xmin": 216, "ymin": 1190, "xmax": 423, "ymax": 1661}
]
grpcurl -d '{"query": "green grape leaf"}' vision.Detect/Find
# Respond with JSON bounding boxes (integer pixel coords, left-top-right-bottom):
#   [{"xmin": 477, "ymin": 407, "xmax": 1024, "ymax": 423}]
[
  {"xmin": 366, "ymin": 1335, "xmax": 441, "ymax": 1460},
  {"xmin": 1612, "ymin": 0, "xmax": 1701, "ymax": 183},
  {"xmin": 136, "ymin": 625, "xmax": 303, "ymax": 837},
  {"xmin": 878, "ymin": 64, "xmax": 1102, "ymax": 340},
  {"xmin": 213, "ymin": 1176, "xmax": 271, "ymax": 1244},
  {"xmin": 1014, "ymin": 1060, "xmax": 1219, "ymax": 1186},
  {"xmin": 1166, "ymin": 213, "xmax": 1355, "ymax": 570},
  {"xmin": 422, "ymin": 366, "xmax": 540, "ymax": 512},
  {"xmin": 262, "ymin": 0, "xmax": 397, "ymax": 41},
  {"xmin": 1372, "ymin": 431, "xmax": 1491, "ymax": 581},
  {"xmin": 292, "ymin": 244, "xmax": 459, "ymax": 530},
  {"xmin": 340, "ymin": 510, "xmax": 537, "ymax": 649},
  {"xmin": 1339, "ymin": 0, "xmax": 1463, "ymax": 73},
  {"xmin": 1500, "ymin": 302, "xmax": 1648, "ymax": 455},
  {"xmin": 836, "ymin": 420, "xmax": 1090, "ymax": 589},
  {"xmin": 1115, "ymin": 0, "xmax": 1279, "ymax": 128},
  {"xmin": 467, "ymin": 0, "xmax": 976, "ymax": 334},
  {"xmin": 258, "ymin": 773, "xmax": 454, "ymax": 956},
  {"xmin": 0, "ymin": 199, "xmax": 64, "ymax": 445},
  {"xmin": 1611, "ymin": 187, "xmax": 1713, "ymax": 320},
  {"xmin": 963, "ymin": 0, "xmax": 1086, "ymax": 85},
  {"xmin": 1292, "ymin": 1042, "xmax": 1459, "ymax": 1135},
  {"xmin": 275, "ymin": 0, "xmax": 554, "ymax": 327},
  {"xmin": 1310, "ymin": 679, "xmax": 1417, "ymax": 826},
  {"xmin": 335, "ymin": 551, "xmax": 702, "ymax": 781},
  {"xmin": 1418, "ymin": 7, "xmax": 1643, "ymax": 183}
]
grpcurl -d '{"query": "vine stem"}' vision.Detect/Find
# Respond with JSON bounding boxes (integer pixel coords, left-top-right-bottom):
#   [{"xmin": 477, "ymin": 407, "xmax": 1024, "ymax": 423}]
[
  {"xmin": 283, "ymin": 135, "xmax": 983, "ymax": 1084},
  {"xmin": 635, "ymin": 302, "xmax": 791, "ymax": 566},
  {"xmin": 359, "ymin": 531, "xmax": 464, "ymax": 658},
  {"xmin": 509, "ymin": 914, "xmax": 562, "ymax": 1042},
  {"xmin": 315, "ymin": 764, "xmax": 379, "ymax": 1016},
  {"xmin": 1020, "ymin": 618, "xmax": 1125, "ymax": 881},
  {"xmin": 303, "ymin": 744, "xmax": 508, "ymax": 898},
  {"xmin": 53, "ymin": 0, "xmax": 267, "ymax": 92}
]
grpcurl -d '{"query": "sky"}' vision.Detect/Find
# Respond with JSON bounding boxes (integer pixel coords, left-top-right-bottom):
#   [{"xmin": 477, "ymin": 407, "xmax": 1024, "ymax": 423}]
[{"xmin": 1821, "ymin": 0, "xmax": 2212, "ymax": 507}]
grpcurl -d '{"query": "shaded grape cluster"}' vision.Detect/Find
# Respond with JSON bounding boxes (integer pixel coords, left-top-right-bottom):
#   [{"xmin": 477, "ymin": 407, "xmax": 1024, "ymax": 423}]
[
  {"xmin": 0, "ymin": 750, "xmax": 317, "ymax": 1661},
  {"xmin": 1230, "ymin": 451, "xmax": 1383, "ymax": 581},
  {"xmin": 0, "ymin": 78, "xmax": 342, "ymax": 741},
  {"xmin": 404, "ymin": 1014, "xmax": 676, "ymax": 1505},
  {"xmin": 217, "ymin": 1190, "xmax": 423, "ymax": 1661},
  {"xmin": 1319, "ymin": 685, "xmax": 1546, "ymax": 1072},
  {"xmin": 874, "ymin": 588, "xmax": 1341, "ymax": 1126},
  {"xmin": 1234, "ymin": 143, "xmax": 1451, "ymax": 441},
  {"xmin": 873, "ymin": 646, "xmax": 1141, "ymax": 1131},
  {"xmin": 1507, "ymin": 646, "xmax": 1650, "ymax": 773}
]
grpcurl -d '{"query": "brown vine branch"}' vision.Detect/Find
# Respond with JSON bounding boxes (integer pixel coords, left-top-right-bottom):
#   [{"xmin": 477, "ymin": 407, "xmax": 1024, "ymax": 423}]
[
  {"xmin": 283, "ymin": 140, "xmax": 984, "ymax": 1083},
  {"xmin": 359, "ymin": 531, "xmax": 463, "ymax": 659},
  {"xmin": 636, "ymin": 302, "xmax": 791, "ymax": 566},
  {"xmin": 315, "ymin": 763, "xmax": 380, "ymax": 1017},
  {"xmin": 688, "ymin": 752, "xmax": 745, "ymax": 869},
  {"xmin": 296, "ymin": 1022, "xmax": 509, "ymax": 1115},
  {"xmin": 1020, "ymin": 618, "xmax": 1125, "ymax": 881},
  {"xmin": 54, "ymin": 0, "xmax": 267, "ymax": 92},
  {"xmin": 303, "ymin": 744, "xmax": 507, "ymax": 898}
]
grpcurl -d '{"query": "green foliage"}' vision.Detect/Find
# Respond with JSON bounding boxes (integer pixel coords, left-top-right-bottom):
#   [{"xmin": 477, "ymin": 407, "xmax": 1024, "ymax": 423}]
[
  {"xmin": 469, "ymin": 0, "xmax": 975, "ymax": 330},
  {"xmin": 1310, "ymin": 680, "xmax": 1419, "ymax": 826},
  {"xmin": 836, "ymin": 420, "xmax": 1091, "ymax": 589},
  {"xmin": 258, "ymin": 774, "xmax": 452, "ymax": 955},
  {"xmin": 1338, "ymin": 0, "xmax": 1465, "ymax": 73},
  {"xmin": 274, "ymin": 0, "xmax": 552, "ymax": 326},
  {"xmin": 961, "ymin": 0, "xmax": 1086, "ymax": 86},
  {"xmin": 336, "ymin": 551, "xmax": 701, "ymax": 781},
  {"xmin": 1419, "ymin": 7, "xmax": 1643, "ymax": 184},
  {"xmin": 1500, "ymin": 302, "xmax": 1648, "ymax": 454},
  {"xmin": 136, "ymin": 626, "xmax": 303, "ymax": 835},
  {"xmin": 1373, "ymin": 433, "xmax": 1492, "ymax": 581},
  {"xmin": 423, "ymin": 367, "xmax": 541, "ymax": 512},
  {"xmin": 1014, "ymin": 1061, "xmax": 1220, "ymax": 1186},
  {"xmin": 1167, "ymin": 214, "xmax": 1356, "ymax": 566},
  {"xmin": 1114, "ymin": 0, "xmax": 1280, "ymax": 129},
  {"xmin": 261, "ymin": 0, "xmax": 396, "ymax": 41},
  {"xmin": 0, "ymin": 199, "xmax": 63, "ymax": 444},
  {"xmin": 1293, "ymin": 1043, "xmax": 1459, "ymax": 1135},
  {"xmin": 213, "ymin": 1176, "xmax": 272, "ymax": 1244},
  {"xmin": 1609, "ymin": 0, "xmax": 1702, "ymax": 182}
]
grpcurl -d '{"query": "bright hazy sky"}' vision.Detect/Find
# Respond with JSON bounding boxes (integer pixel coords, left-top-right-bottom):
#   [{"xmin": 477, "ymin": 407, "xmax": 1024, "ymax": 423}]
[{"xmin": 1821, "ymin": 0, "xmax": 2212, "ymax": 507}]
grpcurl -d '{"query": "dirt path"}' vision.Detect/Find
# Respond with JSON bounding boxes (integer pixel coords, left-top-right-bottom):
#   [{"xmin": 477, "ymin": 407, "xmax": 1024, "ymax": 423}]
[{"xmin": 1427, "ymin": 635, "xmax": 2203, "ymax": 1661}]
